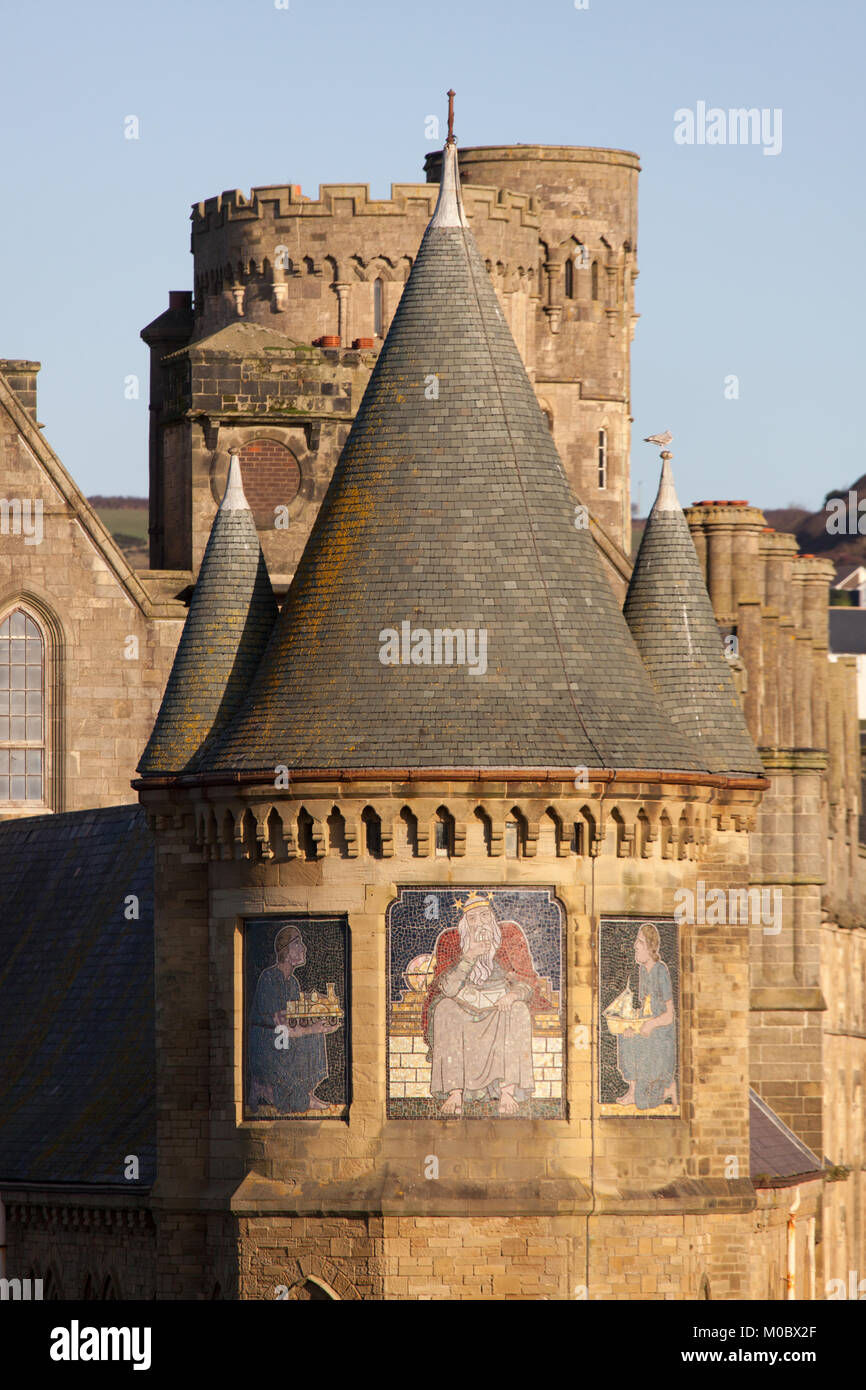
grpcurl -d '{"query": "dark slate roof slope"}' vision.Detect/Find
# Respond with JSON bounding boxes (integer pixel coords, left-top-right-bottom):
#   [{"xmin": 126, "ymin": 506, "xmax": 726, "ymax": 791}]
[
  {"xmin": 829, "ymin": 607, "xmax": 866, "ymax": 654},
  {"xmin": 0, "ymin": 805, "xmax": 155, "ymax": 1186},
  {"xmin": 138, "ymin": 457, "xmax": 278, "ymax": 774},
  {"xmin": 750, "ymin": 1089, "xmax": 822, "ymax": 1182},
  {"xmin": 201, "ymin": 146, "xmax": 706, "ymax": 776},
  {"xmin": 624, "ymin": 456, "xmax": 764, "ymax": 776}
]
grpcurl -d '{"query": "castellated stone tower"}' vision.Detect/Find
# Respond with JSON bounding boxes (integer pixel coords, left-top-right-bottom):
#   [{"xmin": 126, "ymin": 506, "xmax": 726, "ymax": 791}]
[
  {"xmin": 142, "ymin": 144, "xmax": 638, "ymax": 590},
  {"xmin": 136, "ymin": 146, "xmax": 773, "ymax": 1301}
]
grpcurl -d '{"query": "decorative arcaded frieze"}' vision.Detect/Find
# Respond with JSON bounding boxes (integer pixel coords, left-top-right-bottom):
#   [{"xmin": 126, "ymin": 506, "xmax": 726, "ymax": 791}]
[{"xmin": 175, "ymin": 791, "xmax": 728, "ymax": 865}]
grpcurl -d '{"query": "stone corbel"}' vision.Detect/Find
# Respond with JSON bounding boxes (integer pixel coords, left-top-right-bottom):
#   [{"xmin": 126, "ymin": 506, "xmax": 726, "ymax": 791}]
[{"xmin": 452, "ymin": 820, "xmax": 467, "ymax": 857}]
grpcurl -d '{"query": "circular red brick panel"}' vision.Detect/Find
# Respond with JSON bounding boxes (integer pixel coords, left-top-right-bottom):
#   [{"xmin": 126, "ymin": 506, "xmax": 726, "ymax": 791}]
[{"xmin": 237, "ymin": 440, "xmax": 301, "ymax": 527}]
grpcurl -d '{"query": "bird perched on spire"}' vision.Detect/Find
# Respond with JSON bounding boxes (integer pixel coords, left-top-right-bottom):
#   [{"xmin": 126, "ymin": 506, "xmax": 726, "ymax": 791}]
[{"xmin": 644, "ymin": 429, "xmax": 673, "ymax": 449}]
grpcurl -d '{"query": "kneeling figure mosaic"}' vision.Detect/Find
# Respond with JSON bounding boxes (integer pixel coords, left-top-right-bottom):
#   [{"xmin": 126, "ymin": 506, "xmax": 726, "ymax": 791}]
[
  {"xmin": 387, "ymin": 887, "xmax": 564, "ymax": 1118},
  {"xmin": 244, "ymin": 916, "xmax": 348, "ymax": 1118},
  {"xmin": 599, "ymin": 917, "xmax": 679, "ymax": 1116}
]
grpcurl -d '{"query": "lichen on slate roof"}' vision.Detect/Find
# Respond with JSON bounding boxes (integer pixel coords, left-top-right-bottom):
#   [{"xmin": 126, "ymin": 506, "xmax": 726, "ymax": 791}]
[
  {"xmin": 138, "ymin": 456, "xmax": 278, "ymax": 775},
  {"xmin": 624, "ymin": 455, "xmax": 764, "ymax": 776},
  {"xmin": 199, "ymin": 145, "xmax": 706, "ymax": 776},
  {"xmin": 0, "ymin": 805, "xmax": 155, "ymax": 1186}
]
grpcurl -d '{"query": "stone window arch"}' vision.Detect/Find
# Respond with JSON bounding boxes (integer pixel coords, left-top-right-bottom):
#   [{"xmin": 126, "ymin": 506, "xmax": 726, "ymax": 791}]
[
  {"xmin": 362, "ymin": 804, "xmax": 383, "ymax": 858},
  {"xmin": 473, "ymin": 805, "xmax": 493, "ymax": 855},
  {"xmin": 0, "ymin": 599, "xmax": 62, "ymax": 809},
  {"xmin": 287, "ymin": 1275, "xmax": 340, "ymax": 1300},
  {"xmin": 433, "ymin": 805, "xmax": 455, "ymax": 858},
  {"xmin": 399, "ymin": 805, "xmax": 419, "ymax": 856},
  {"xmin": 505, "ymin": 807, "xmax": 528, "ymax": 858}
]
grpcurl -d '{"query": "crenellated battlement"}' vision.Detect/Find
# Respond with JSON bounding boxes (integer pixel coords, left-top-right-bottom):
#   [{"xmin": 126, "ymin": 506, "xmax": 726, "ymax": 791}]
[
  {"xmin": 146, "ymin": 143, "xmax": 642, "ymax": 572},
  {"xmin": 192, "ymin": 182, "xmax": 539, "ymax": 235}
]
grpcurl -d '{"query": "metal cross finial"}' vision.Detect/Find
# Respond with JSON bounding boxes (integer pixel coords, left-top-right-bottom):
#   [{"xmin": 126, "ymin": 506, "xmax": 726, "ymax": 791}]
[{"xmin": 446, "ymin": 89, "xmax": 456, "ymax": 145}]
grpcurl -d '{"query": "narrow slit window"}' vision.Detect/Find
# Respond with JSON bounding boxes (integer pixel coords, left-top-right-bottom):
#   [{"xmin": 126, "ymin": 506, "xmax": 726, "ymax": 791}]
[{"xmin": 598, "ymin": 429, "xmax": 608, "ymax": 489}]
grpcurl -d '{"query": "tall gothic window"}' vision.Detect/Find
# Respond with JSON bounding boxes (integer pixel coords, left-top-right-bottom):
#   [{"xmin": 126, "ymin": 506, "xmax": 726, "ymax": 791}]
[
  {"xmin": 564, "ymin": 256, "xmax": 574, "ymax": 299},
  {"xmin": 591, "ymin": 260, "xmax": 599, "ymax": 301},
  {"xmin": 0, "ymin": 609, "xmax": 44, "ymax": 802},
  {"xmin": 598, "ymin": 429, "xmax": 608, "ymax": 489},
  {"xmin": 374, "ymin": 278, "xmax": 384, "ymax": 337}
]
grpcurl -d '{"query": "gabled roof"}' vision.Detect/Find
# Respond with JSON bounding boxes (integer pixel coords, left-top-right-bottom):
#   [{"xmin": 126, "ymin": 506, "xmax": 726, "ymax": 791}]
[
  {"xmin": 750, "ymin": 1089, "xmax": 822, "ymax": 1184},
  {"xmin": 0, "ymin": 370, "xmax": 175, "ymax": 619},
  {"xmin": 624, "ymin": 455, "xmax": 764, "ymax": 777},
  {"xmin": 138, "ymin": 458, "xmax": 278, "ymax": 774},
  {"xmin": 162, "ymin": 320, "xmax": 305, "ymax": 360},
  {"xmin": 197, "ymin": 146, "xmax": 706, "ymax": 777},
  {"xmin": 0, "ymin": 806, "xmax": 154, "ymax": 1187}
]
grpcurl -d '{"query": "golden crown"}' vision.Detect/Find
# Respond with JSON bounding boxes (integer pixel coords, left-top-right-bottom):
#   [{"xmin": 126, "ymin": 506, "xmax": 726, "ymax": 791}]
[{"xmin": 454, "ymin": 891, "xmax": 495, "ymax": 913}]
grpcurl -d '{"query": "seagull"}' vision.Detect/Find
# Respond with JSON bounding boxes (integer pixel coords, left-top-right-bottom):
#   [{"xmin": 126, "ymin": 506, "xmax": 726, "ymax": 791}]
[{"xmin": 644, "ymin": 430, "xmax": 673, "ymax": 448}]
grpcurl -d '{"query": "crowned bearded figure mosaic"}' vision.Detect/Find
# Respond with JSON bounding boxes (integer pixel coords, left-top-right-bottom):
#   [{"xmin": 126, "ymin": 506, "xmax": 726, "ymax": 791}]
[{"xmin": 388, "ymin": 888, "xmax": 564, "ymax": 1119}]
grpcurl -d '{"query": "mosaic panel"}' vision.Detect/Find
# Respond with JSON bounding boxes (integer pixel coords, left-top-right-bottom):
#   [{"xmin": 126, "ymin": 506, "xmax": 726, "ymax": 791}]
[
  {"xmin": 387, "ymin": 887, "xmax": 564, "ymax": 1119},
  {"xmin": 599, "ymin": 917, "xmax": 679, "ymax": 1116},
  {"xmin": 244, "ymin": 916, "xmax": 348, "ymax": 1118}
]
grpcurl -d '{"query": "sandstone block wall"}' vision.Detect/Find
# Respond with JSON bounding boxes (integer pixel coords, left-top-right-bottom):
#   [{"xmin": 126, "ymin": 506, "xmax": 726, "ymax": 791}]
[{"xmin": 0, "ymin": 379, "xmax": 183, "ymax": 815}]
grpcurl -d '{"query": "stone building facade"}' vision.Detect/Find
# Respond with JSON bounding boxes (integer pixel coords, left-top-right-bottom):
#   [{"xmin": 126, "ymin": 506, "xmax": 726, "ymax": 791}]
[
  {"xmin": 0, "ymin": 136, "xmax": 864, "ymax": 1304},
  {"xmin": 0, "ymin": 366, "xmax": 183, "ymax": 817},
  {"xmin": 145, "ymin": 144, "xmax": 638, "ymax": 589}
]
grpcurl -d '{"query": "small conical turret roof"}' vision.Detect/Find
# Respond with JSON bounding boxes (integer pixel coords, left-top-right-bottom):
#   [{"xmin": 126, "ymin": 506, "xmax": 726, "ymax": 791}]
[
  {"xmin": 137, "ymin": 457, "xmax": 278, "ymax": 775},
  {"xmin": 199, "ymin": 143, "xmax": 706, "ymax": 777},
  {"xmin": 624, "ymin": 453, "xmax": 763, "ymax": 776}
]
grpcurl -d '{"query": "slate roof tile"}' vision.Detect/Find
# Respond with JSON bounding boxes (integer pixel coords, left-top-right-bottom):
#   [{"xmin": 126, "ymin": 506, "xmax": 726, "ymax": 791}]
[
  {"xmin": 624, "ymin": 456, "xmax": 764, "ymax": 776},
  {"xmin": 138, "ymin": 457, "xmax": 278, "ymax": 775},
  {"xmin": 0, "ymin": 805, "xmax": 155, "ymax": 1186},
  {"xmin": 200, "ymin": 147, "xmax": 707, "ymax": 776}
]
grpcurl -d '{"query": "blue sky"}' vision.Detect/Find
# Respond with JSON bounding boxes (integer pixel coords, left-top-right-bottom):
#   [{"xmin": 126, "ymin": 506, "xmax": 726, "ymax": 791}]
[{"xmin": 2, "ymin": 0, "xmax": 863, "ymax": 511}]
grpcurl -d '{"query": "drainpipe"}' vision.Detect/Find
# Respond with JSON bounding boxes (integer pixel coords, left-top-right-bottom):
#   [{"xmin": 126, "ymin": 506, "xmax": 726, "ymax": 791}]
[
  {"xmin": 786, "ymin": 1187, "xmax": 801, "ymax": 1299},
  {"xmin": 807, "ymin": 1216, "xmax": 816, "ymax": 1301}
]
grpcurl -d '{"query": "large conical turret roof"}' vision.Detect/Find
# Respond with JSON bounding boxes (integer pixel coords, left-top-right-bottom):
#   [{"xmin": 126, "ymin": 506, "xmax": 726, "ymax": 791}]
[
  {"xmin": 624, "ymin": 454, "xmax": 763, "ymax": 776},
  {"xmin": 137, "ymin": 458, "xmax": 278, "ymax": 775},
  {"xmin": 199, "ymin": 145, "xmax": 706, "ymax": 776}
]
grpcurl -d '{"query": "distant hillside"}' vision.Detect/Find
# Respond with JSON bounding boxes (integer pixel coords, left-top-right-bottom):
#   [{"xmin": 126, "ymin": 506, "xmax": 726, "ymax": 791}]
[
  {"xmin": 764, "ymin": 473, "xmax": 866, "ymax": 581},
  {"xmin": 88, "ymin": 496, "xmax": 148, "ymax": 569},
  {"xmin": 88, "ymin": 483, "xmax": 866, "ymax": 581}
]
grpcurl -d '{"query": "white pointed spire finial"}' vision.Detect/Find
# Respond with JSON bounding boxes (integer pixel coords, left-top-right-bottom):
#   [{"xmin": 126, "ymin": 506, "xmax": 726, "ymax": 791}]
[
  {"xmin": 430, "ymin": 90, "xmax": 468, "ymax": 229},
  {"xmin": 652, "ymin": 450, "xmax": 681, "ymax": 513},
  {"xmin": 220, "ymin": 452, "xmax": 250, "ymax": 511}
]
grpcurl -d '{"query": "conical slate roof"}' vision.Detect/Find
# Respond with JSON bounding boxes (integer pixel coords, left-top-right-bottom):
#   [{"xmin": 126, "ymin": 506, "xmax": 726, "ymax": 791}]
[
  {"xmin": 137, "ymin": 458, "xmax": 278, "ymax": 775},
  {"xmin": 200, "ymin": 146, "xmax": 706, "ymax": 776},
  {"xmin": 624, "ymin": 455, "xmax": 764, "ymax": 776}
]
